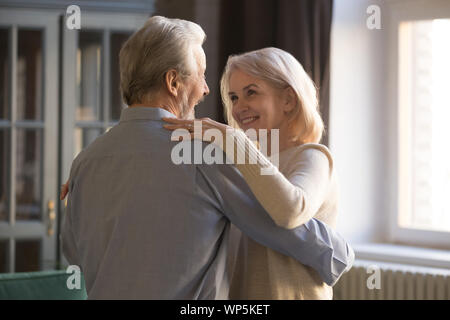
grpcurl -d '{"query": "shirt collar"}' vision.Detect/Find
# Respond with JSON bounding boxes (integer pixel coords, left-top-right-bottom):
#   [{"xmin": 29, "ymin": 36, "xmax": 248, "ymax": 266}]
[{"xmin": 119, "ymin": 107, "xmax": 177, "ymax": 123}]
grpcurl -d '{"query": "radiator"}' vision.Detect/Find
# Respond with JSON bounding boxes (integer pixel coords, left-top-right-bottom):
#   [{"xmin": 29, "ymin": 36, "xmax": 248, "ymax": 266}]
[{"xmin": 333, "ymin": 259, "xmax": 450, "ymax": 299}]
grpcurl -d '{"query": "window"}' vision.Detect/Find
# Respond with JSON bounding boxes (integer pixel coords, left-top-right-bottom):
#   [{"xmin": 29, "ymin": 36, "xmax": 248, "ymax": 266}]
[
  {"xmin": 398, "ymin": 19, "xmax": 450, "ymax": 233},
  {"xmin": 390, "ymin": 1, "xmax": 450, "ymax": 248}
]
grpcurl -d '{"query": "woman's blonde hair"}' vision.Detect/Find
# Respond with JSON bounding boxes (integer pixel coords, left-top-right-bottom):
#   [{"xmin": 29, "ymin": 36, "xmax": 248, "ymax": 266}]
[
  {"xmin": 119, "ymin": 16, "xmax": 206, "ymax": 106},
  {"xmin": 220, "ymin": 47, "xmax": 324, "ymax": 144}
]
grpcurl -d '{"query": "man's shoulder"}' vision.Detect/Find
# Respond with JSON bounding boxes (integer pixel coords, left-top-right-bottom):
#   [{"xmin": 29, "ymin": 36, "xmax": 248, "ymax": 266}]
[
  {"xmin": 68, "ymin": 125, "xmax": 124, "ymax": 176},
  {"xmin": 74, "ymin": 122, "xmax": 171, "ymax": 159},
  {"xmin": 71, "ymin": 130, "xmax": 110, "ymax": 167}
]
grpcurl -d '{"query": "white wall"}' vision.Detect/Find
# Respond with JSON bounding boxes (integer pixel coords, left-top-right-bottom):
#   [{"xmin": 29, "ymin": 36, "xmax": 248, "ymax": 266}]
[{"xmin": 330, "ymin": 0, "xmax": 389, "ymax": 244}]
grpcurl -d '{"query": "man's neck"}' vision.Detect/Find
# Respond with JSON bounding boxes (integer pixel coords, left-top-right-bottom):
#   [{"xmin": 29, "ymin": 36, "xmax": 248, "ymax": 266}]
[
  {"xmin": 129, "ymin": 94, "xmax": 180, "ymax": 118},
  {"xmin": 128, "ymin": 104, "xmax": 177, "ymax": 117}
]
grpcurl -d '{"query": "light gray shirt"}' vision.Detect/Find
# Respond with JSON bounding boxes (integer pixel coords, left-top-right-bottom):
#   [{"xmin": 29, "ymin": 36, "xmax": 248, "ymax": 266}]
[{"xmin": 62, "ymin": 107, "xmax": 354, "ymax": 299}]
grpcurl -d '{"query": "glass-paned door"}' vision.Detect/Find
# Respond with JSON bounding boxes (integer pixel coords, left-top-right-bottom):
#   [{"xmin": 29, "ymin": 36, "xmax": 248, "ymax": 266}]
[{"xmin": 0, "ymin": 9, "xmax": 59, "ymax": 273}]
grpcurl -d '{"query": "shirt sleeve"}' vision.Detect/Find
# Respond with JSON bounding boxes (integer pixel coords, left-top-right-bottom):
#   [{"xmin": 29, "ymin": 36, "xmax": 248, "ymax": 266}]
[
  {"xmin": 197, "ymin": 156, "xmax": 354, "ymax": 287},
  {"xmin": 220, "ymin": 129, "xmax": 334, "ymax": 229}
]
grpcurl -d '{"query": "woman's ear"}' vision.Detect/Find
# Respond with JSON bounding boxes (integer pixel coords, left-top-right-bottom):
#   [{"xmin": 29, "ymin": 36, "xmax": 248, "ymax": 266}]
[
  {"xmin": 165, "ymin": 69, "xmax": 180, "ymax": 97},
  {"xmin": 282, "ymin": 87, "xmax": 297, "ymax": 114}
]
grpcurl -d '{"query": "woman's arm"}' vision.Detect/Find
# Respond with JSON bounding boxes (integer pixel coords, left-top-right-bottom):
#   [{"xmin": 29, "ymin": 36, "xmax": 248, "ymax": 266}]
[
  {"xmin": 227, "ymin": 129, "xmax": 334, "ymax": 229},
  {"xmin": 162, "ymin": 117, "xmax": 334, "ymax": 229}
]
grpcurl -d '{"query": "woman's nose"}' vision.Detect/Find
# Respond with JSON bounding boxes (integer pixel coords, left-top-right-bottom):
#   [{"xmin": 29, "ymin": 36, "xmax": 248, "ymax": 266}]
[
  {"xmin": 232, "ymin": 100, "xmax": 249, "ymax": 116},
  {"xmin": 203, "ymin": 81, "xmax": 210, "ymax": 96}
]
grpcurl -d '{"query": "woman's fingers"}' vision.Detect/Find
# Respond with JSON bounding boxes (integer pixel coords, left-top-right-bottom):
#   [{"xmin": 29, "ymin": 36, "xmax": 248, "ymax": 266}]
[
  {"xmin": 163, "ymin": 124, "xmax": 197, "ymax": 133},
  {"xmin": 162, "ymin": 117, "xmax": 195, "ymax": 132},
  {"xmin": 60, "ymin": 180, "xmax": 69, "ymax": 200},
  {"xmin": 162, "ymin": 118, "xmax": 225, "ymax": 143},
  {"xmin": 162, "ymin": 117, "xmax": 209, "ymax": 122},
  {"xmin": 162, "ymin": 124, "xmax": 182, "ymax": 130},
  {"xmin": 163, "ymin": 121, "xmax": 212, "ymax": 132},
  {"xmin": 162, "ymin": 117, "xmax": 221, "ymax": 131},
  {"xmin": 161, "ymin": 117, "xmax": 192, "ymax": 124}
]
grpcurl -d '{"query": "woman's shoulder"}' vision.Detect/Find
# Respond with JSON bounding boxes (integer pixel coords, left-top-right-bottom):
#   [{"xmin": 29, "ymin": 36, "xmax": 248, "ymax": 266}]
[
  {"xmin": 284, "ymin": 143, "xmax": 334, "ymax": 174},
  {"xmin": 297, "ymin": 142, "xmax": 332, "ymax": 155},
  {"xmin": 291, "ymin": 143, "xmax": 333, "ymax": 162}
]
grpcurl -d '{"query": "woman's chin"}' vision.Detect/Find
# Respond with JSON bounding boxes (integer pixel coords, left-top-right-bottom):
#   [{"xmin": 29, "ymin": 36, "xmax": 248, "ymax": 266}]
[
  {"xmin": 240, "ymin": 120, "xmax": 261, "ymax": 132},
  {"xmin": 241, "ymin": 125, "xmax": 256, "ymax": 132}
]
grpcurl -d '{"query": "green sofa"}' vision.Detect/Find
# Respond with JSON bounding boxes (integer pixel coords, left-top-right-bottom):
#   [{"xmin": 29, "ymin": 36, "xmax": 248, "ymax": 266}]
[{"xmin": 0, "ymin": 270, "xmax": 87, "ymax": 300}]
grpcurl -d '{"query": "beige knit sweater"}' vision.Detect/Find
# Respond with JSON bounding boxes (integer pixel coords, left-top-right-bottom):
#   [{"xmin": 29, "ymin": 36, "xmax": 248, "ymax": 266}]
[{"xmin": 221, "ymin": 129, "xmax": 339, "ymax": 300}]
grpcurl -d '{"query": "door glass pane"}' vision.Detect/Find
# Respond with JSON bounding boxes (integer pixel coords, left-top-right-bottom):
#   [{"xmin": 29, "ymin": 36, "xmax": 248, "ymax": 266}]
[
  {"xmin": 74, "ymin": 127, "xmax": 102, "ymax": 157},
  {"xmin": 15, "ymin": 239, "xmax": 41, "ymax": 272},
  {"xmin": 110, "ymin": 32, "xmax": 130, "ymax": 121},
  {"xmin": 0, "ymin": 129, "xmax": 9, "ymax": 221},
  {"xmin": 16, "ymin": 129, "xmax": 42, "ymax": 221},
  {"xmin": 77, "ymin": 31, "xmax": 103, "ymax": 121},
  {"xmin": 0, "ymin": 28, "xmax": 9, "ymax": 120},
  {"xmin": 0, "ymin": 239, "xmax": 8, "ymax": 273},
  {"xmin": 17, "ymin": 29, "xmax": 43, "ymax": 121}
]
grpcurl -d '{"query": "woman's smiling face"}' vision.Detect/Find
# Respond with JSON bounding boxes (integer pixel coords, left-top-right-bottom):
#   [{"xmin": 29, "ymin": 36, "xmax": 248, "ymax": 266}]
[{"xmin": 229, "ymin": 69, "xmax": 290, "ymax": 133}]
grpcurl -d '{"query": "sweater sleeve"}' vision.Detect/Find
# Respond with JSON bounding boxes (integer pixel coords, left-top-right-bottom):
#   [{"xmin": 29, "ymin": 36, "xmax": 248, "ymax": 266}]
[{"xmin": 221, "ymin": 129, "xmax": 334, "ymax": 229}]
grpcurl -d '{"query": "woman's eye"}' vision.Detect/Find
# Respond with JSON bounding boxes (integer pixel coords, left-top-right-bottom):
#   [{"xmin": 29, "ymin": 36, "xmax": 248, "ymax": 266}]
[
  {"xmin": 230, "ymin": 95, "xmax": 238, "ymax": 102},
  {"xmin": 247, "ymin": 89, "xmax": 256, "ymax": 96}
]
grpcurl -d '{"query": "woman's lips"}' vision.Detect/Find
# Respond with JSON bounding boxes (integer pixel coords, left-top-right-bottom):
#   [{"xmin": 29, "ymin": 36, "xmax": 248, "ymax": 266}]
[{"xmin": 240, "ymin": 116, "xmax": 259, "ymax": 125}]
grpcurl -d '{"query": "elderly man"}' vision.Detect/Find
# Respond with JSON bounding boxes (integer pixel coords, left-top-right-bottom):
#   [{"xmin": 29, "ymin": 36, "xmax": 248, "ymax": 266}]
[{"xmin": 61, "ymin": 16, "xmax": 353, "ymax": 299}]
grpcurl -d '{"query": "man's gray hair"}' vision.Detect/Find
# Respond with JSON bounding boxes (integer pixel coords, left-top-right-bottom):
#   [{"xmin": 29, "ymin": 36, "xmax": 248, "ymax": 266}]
[{"xmin": 119, "ymin": 16, "xmax": 206, "ymax": 106}]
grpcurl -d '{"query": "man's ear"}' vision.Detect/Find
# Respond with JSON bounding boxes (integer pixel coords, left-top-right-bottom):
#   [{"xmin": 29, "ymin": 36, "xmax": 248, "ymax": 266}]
[
  {"xmin": 282, "ymin": 87, "xmax": 297, "ymax": 113},
  {"xmin": 165, "ymin": 69, "xmax": 181, "ymax": 97}
]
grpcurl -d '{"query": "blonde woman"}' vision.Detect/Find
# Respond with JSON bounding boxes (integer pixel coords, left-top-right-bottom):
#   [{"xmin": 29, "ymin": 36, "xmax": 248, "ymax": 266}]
[{"xmin": 162, "ymin": 47, "xmax": 338, "ymax": 300}]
